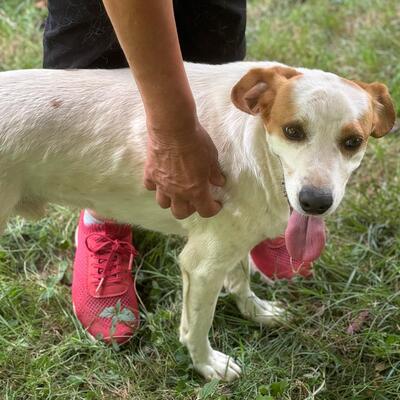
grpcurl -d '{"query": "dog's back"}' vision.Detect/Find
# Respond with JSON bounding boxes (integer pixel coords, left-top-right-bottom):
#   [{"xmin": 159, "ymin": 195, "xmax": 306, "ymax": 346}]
[
  {"xmin": 0, "ymin": 69, "xmax": 142, "ymax": 230},
  {"xmin": 0, "ymin": 69, "xmax": 196, "ymax": 234}
]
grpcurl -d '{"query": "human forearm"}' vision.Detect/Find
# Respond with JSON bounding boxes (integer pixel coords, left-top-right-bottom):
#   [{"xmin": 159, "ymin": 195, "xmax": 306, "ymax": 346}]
[{"xmin": 102, "ymin": 0, "xmax": 196, "ymax": 131}]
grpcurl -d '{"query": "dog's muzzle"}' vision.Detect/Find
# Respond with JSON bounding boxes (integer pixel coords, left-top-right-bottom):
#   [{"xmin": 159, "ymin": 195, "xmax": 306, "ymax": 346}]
[{"xmin": 298, "ymin": 186, "xmax": 333, "ymax": 215}]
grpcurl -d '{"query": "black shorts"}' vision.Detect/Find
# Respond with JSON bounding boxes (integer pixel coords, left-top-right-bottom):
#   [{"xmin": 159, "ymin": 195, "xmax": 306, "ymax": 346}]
[{"xmin": 43, "ymin": 0, "xmax": 247, "ymax": 69}]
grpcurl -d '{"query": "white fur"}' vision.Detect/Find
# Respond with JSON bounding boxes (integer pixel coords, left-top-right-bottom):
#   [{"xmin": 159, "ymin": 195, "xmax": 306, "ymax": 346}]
[{"xmin": 0, "ymin": 61, "xmax": 371, "ymax": 381}]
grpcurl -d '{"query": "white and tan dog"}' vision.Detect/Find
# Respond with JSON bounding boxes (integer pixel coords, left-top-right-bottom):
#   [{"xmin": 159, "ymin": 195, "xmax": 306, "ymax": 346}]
[{"xmin": 0, "ymin": 62, "xmax": 395, "ymax": 380}]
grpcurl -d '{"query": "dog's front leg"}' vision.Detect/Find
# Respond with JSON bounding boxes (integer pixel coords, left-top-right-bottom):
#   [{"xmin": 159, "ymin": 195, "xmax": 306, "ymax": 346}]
[
  {"xmin": 224, "ymin": 259, "xmax": 285, "ymax": 326},
  {"xmin": 179, "ymin": 237, "xmax": 242, "ymax": 381}
]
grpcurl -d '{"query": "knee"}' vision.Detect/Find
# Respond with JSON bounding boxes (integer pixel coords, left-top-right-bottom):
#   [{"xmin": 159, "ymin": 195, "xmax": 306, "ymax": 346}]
[{"xmin": 180, "ymin": 241, "xmax": 242, "ymax": 274}]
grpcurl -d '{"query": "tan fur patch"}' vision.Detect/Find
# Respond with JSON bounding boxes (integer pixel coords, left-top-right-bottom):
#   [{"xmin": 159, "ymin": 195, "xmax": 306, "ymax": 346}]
[
  {"xmin": 341, "ymin": 77, "xmax": 396, "ymax": 138},
  {"xmin": 358, "ymin": 107, "xmax": 375, "ymax": 136},
  {"xmin": 340, "ymin": 120, "xmax": 369, "ymax": 141},
  {"xmin": 264, "ymin": 79, "xmax": 299, "ymax": 137},
  {"xmin": 231, "ymin": 66, "xmax": 301, "ymax": 117}
]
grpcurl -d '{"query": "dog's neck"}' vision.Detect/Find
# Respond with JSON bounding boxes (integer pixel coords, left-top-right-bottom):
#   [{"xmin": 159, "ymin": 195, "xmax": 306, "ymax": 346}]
[
  {"xmin": 197, "ymin": 104, "xmax": 287, "ymax": 221},
  {"xmin": 187, "ymin": 62, "xmax": 284, "ymax": 197},
  {"xmin": 187, "ymin": 61, "xmax": 289, "ymax": 222},
  {"xmin": 221, "ymin": 110, "xmax": 286, "ymax": 203}
]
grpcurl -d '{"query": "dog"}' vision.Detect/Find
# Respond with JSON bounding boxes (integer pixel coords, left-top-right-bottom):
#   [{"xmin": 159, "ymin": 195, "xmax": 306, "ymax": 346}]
[{"xmin": 0, "ymin": 61, "xmax": 395, "ymax": 381}]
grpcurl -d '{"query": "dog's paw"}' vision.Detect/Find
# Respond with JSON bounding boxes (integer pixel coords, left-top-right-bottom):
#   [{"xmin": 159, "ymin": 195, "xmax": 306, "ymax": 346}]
[
  {"xmin": 237, "ymin": 293, "xmax": 286, "ymax": 326},
  {"xmin": 194, "ymin": 350, "xmax": 241, "ymax": 382}
]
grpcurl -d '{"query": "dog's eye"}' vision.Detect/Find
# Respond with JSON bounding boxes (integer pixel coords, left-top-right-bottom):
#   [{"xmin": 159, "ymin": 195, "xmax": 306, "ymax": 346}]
[
  {"xmin": 342, "ymin": 136, "xmax": 363, "ymax": 150},
  {"xmin": 283, "ymin": 125, "xmax": 305, "ymax": 141}
]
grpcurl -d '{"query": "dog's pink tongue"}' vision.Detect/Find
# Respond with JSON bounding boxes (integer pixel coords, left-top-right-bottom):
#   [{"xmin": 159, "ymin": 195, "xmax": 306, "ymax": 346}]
[{"xmin": 285, "ymin": 210, "xmax": 326, "ymax": 262}]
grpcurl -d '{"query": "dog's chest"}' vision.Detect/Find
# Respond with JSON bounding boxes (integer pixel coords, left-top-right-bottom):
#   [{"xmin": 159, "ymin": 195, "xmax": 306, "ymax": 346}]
[{"xmin": 216, "ymin": 174, "xmax": 290, "ymax": 249}]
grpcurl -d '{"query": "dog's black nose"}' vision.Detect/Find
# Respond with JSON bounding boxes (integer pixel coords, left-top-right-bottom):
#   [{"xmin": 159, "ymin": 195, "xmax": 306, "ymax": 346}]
[{"xmin": 298, "ymin": 186, "xmax": 333, "ymax": 215}]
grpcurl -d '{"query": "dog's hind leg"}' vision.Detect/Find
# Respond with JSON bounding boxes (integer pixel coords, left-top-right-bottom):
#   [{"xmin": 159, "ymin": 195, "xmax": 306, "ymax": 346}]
[
  {"xmin": 179, "ymin": 237, "xmax": 243, "ymax": 382},
  {"xmin": 14, "ymin": 197, "xmax": 47, "ymax": 221},
  {"xmin": 0, "ymin": 182, "xmax": 21, "ymax": 233},
  {"xmin": 223, "ymin": 258, "xmax": 286, "ymax": 326}
]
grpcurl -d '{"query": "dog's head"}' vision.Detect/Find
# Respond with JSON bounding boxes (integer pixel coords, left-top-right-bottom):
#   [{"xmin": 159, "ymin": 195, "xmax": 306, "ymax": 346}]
[{"xmin": 231, "ymin": 66, "xmax": 396, "ymax": 216}]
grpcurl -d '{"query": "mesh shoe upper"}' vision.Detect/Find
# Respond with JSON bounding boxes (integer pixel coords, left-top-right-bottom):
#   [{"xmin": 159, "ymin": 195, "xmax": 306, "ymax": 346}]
[
  {"xmin": 72, "ymin": 212, "xmax": 139, "ymax": 344},
  {"xmin": 250, "ymin": 236, "xmax": 313, "ymax": 280}
]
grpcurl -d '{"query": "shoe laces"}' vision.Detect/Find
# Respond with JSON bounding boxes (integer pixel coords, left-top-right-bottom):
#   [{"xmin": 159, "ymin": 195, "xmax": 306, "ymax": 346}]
[
  {"xmin": 289, "ymin": 256, "xmax": 305, "ymax": 274},
  {"xmin": 85, "ymin": 232, "xmax": 137, "ymax": 294}
]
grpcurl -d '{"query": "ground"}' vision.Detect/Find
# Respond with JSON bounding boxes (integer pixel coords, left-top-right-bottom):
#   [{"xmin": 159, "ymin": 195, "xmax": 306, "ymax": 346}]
[{"xmin": 0, "ymin": 0, "xmax": 399, "ymax": 399}]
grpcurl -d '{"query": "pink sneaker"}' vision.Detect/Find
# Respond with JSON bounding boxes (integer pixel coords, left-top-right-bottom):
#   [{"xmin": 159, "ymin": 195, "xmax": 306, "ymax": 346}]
[
  {"xmin": 72, "ymin": 212, "xmax": 139, "ymax": 344},
  {"xmin": 250, "ymin": 211, "xmax": 326, "ymax": 281},
  {"xmin": 250, "ymin": 236, "xmax": 313, "ymax": 281}
]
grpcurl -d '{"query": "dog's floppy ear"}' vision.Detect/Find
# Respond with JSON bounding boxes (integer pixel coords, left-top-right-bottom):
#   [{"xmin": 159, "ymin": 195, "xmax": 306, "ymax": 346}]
[
  {"xmin": 354, "ymin": 81, "xmax": 396, "ymax": 138},
  {"xmin": 231, "ymin": 66, "xmax": 301, "ymax": 116}
]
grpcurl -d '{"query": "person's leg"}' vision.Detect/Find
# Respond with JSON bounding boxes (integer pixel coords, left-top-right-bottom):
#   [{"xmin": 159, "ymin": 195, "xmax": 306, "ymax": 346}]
[
  {"xmin": 44, "ymin": 0, "xmax": 137, "ymax": 344},
  {"xmin": 173, "ymin": 0, "xmax": 246, "ymax": 64},
  {"xmin": 43, "ymin": 0, "xmax": 127, "ymax": 69}
]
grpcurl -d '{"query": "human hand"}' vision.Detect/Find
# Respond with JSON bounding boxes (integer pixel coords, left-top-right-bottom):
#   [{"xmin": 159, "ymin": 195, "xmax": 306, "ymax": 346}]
[{"xmin": 144, "ymin": 118, "xmax": 226, "ymax": 219}]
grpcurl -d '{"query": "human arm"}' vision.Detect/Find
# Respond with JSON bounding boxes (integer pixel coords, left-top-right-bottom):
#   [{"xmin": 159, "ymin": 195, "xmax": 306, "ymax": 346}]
[{"xmin": 102, "ymin": 0, "xmax": 225, "ymax": 218}]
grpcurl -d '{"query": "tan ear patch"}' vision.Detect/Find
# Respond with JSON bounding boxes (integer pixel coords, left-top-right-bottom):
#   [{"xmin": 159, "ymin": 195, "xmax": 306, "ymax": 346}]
[
  {"xmin": 231, "ymin": 66, "xmax": 302, "ymax": 117},
  {"xmin": 264, "ymin": 81, "xmax": 300, "ymax": 137},
  {"xmin": 241, "ymin": 82, "xmax": 269, "ymax": 115},
  {"xmin": 354, "ymin": 81, "xmax": 396, "ymax": 138}
]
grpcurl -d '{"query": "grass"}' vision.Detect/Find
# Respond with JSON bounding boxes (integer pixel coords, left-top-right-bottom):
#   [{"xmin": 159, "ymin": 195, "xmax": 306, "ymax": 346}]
[{"xmin": 0, "ymin": 0, "xmax": 399, "ymax": 398}]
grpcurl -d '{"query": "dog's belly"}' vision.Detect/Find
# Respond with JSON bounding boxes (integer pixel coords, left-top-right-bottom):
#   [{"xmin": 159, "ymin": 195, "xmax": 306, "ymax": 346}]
[
  {"xmin": 22, "ymin": 161, "xmax": 186, "ymax": 235},
  {"xmin": 88, "ymin": 195, "xmax": 186, "ymax": 236},
  {"xmin": 48, "ymin": 186, "xmax": 186, "ymax": 236}
]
